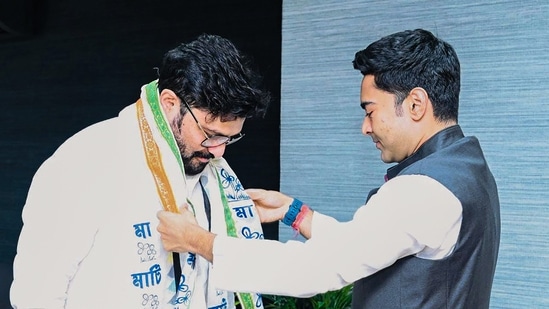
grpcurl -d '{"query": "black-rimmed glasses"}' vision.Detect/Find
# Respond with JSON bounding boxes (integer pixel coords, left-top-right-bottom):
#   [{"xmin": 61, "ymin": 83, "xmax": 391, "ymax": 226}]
[{"xmin": 181, "ymin": 97, "xmax": 245, "ymax": 147}]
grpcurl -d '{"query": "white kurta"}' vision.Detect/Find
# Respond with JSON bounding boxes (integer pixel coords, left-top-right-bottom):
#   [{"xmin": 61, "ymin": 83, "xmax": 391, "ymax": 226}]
[
  {"xmin": 211, "ymin": 175, "xmax": 462, "ymax": 297},
  {"xmin": 10, "ymin": 103, "xmax": 235, "ymax": 308}
]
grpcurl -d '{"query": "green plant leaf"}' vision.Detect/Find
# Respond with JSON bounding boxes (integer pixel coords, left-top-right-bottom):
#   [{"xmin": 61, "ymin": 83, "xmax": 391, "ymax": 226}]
[{"xmin": 261, "ymin": 285, "xmax": 352, "ymax": 309}]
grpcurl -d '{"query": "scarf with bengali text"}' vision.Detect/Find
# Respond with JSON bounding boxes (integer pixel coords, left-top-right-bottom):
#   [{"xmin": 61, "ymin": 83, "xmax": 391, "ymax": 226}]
[{"xmin": 136, "ymin": 80, "xmax": 264, "ymax": 309}]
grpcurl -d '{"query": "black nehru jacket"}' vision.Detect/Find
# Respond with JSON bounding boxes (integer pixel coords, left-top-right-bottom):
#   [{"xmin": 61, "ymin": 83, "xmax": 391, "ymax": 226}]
[{"xmin": 352, "ymin": 125, "xmax": 500, "ymax": 309}]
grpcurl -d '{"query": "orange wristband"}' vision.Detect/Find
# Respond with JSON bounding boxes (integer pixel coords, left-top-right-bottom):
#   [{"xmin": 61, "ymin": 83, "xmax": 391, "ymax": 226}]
[{"xmin": 291, "ymin": 204, "xmax": 310, "ymax": 232}]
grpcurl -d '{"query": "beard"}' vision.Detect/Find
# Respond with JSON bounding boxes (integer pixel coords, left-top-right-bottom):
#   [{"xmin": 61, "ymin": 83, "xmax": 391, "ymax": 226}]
[
  {"xmin": 182, "ymin": 148, "xmax": 212, "ymax": 176},
  {"xmin": 171, "ymin": 114, "xmax": 213, "ymax": 176}
]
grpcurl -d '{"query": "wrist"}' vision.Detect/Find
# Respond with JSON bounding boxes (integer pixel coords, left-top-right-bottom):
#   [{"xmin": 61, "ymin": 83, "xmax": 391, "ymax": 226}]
[
  {"xmin": 281, "ymin": 198, "xmax": 303, "ymax": 226},
  {"xmin": 191, "ymin": 226, "xmax": 215, "ymax": 263},
  {"xmin": 291, "ymin": 205, "xmax": 310, "ymax": 231},
  {"xmin": 281, "ymin": 199, "xmax": 312, "ymax": 234}
]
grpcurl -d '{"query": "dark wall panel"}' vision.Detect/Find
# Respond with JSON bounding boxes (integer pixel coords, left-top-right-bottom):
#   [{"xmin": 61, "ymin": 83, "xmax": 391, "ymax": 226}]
[{"xmin": 0, "ymin": 0, "xmax": 281, "ymax": 304}]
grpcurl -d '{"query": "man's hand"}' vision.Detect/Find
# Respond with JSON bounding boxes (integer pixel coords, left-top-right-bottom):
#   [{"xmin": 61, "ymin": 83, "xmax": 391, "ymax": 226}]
[
  {"xmin": 246, "ymin": 189, "xmax": 294, "ymax": 223},
  {"xmin": 156, "ymin": 204, "xmax": 215, "ymax": 262}
]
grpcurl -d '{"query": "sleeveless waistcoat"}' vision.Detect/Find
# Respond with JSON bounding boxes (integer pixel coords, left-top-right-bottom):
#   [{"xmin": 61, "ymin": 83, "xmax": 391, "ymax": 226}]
[{"xmin": 352, "ymin": 125, "xmax": 500, "ymax": 309}]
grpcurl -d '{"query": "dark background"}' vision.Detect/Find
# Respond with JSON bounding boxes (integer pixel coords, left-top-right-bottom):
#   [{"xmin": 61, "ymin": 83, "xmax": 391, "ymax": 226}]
[{"xmin": 0, "ymin": 0, "xmax": 282, "ymax": 306}]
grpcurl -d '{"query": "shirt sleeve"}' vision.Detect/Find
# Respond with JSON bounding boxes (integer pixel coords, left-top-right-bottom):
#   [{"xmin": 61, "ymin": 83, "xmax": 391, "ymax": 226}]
[
  {"xmin": 210, "ymin": 174, "xmax": 462, "ymax": 297},
  {"xmin": 11, "ymin": 143, "xmax": 103, "ymax": 308}
]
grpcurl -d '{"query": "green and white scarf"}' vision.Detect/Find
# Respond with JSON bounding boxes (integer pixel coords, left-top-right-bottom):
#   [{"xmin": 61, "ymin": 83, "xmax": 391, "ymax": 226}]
[{"xmin": 137, "ymin": 80, "xmax": 264, "ymax": 309}]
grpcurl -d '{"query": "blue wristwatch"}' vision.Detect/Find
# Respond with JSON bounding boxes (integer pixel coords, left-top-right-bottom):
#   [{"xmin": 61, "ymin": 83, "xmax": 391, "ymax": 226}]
[{"xmin": 282, "ymin": 198, "xmax": 303, "ymax": 226}]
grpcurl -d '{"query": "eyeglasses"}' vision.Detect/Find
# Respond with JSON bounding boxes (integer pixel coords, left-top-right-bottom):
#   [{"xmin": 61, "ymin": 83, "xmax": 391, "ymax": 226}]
[{"xmin": 181, "ymin": 97, "xmax": 245, "ymax": 147}]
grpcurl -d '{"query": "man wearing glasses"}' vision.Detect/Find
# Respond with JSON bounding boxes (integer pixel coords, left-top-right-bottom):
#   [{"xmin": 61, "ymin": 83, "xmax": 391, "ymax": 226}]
[
  {"xmin": 11, "ymin": 34, "xmax": 271, "ymax": 309},
  {"xmin": 157, "ymin": 29, "xmax": 500, "ymax": 309}
]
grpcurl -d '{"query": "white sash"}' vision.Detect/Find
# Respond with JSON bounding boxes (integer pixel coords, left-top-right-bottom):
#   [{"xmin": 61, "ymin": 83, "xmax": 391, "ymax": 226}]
[{"xmin": 137, "ymin": 80, "xmax": 264, "ymax": 309}]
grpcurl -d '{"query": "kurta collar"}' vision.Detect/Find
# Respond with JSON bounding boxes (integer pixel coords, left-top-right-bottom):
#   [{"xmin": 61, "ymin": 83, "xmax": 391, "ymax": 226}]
[{"xmin": 385, "ymin": 125, "xmax": 464, "ymax": 181}]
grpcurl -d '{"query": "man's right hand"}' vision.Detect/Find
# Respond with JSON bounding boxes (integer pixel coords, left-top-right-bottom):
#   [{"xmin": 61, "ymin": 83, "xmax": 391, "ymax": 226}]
[{"xmin": 157, "ymin": 204, "xmax": 215, "ymax": 262}]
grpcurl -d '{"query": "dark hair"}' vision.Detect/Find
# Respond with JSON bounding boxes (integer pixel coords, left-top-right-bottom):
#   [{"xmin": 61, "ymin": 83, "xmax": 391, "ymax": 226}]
[
  {"xmin": 158, "ymin": 34, "xmax": 271, "ymax": 121},
  {"xmin": 353, "ymin": 29, "xmax": 460, "ymax": 122}
]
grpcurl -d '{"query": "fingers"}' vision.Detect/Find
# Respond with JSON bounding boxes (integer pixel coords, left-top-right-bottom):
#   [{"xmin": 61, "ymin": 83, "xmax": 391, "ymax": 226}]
[
  {"xmin": 156, "ymin": 206, "xmax": 189, "ymax": 252},
  {"xmin": 157, "ymin": 204, "xmax": 194, "ymax": 225},
  {"xmin": 245, "ymin": 188, "xmax": 266, "ymax": 200}
]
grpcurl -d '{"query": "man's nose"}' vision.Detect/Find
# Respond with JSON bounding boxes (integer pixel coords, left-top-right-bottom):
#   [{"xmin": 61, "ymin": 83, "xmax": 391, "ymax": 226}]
[
  {"xmin": 206, "ymin": 144, "xmax": 227, "ymax": 158},
  {"xmin": 361, "ymin": 117, "xmax": 372, "ymax": 135}
]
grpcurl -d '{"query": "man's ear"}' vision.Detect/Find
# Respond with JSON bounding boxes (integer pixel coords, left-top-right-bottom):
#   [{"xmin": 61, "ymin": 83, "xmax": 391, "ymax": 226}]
[
  {"xmin": 407, "ymin": 87, "xmax": 429, "ymax": 121},
  {"xmin": 159, "ymin": 89, "xmax": 181, "ymax": 120}
]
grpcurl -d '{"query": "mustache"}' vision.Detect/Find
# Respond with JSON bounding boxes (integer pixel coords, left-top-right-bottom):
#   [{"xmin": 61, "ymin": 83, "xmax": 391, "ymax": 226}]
[{"xmin": 193, "ymin": 151, "xmax": 214, "ymax": 159}]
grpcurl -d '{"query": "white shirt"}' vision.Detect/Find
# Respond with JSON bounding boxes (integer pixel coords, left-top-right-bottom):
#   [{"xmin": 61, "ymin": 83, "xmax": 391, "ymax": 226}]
[{"xmin": 210, "ymin": 174, "xmax": 462, "ymax": 297}]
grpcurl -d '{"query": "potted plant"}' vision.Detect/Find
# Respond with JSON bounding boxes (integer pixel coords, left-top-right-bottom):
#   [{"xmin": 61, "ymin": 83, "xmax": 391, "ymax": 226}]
[{"xmin": 261, "ymin": 284, "xmax": 353, "ymax": 309}]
